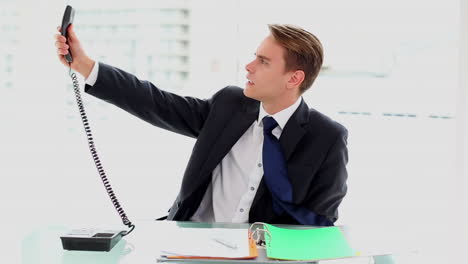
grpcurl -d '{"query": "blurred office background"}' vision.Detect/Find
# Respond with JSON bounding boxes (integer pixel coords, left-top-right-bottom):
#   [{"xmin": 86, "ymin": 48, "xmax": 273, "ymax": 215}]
[{"xmin": 0, "ymin": 0, "xmax": 467, "ymax": 263}]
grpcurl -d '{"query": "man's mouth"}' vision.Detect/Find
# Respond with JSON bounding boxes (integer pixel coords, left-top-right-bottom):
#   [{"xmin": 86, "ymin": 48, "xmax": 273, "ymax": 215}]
[{"xmin": 246, "ymin": 77, "xmax": 255, "ymax": 86}]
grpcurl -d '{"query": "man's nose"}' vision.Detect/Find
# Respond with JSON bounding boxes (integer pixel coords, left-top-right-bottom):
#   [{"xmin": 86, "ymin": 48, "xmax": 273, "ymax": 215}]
[{"xmin": 245, "ymin": 60, "xmax": 254, "ymax": 73}]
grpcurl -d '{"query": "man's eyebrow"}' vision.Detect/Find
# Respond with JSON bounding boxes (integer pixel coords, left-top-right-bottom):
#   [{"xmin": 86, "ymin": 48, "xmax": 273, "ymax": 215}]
[{"xmin": 254, "ymin": 53, "xmax": 272, "ymax": 62}]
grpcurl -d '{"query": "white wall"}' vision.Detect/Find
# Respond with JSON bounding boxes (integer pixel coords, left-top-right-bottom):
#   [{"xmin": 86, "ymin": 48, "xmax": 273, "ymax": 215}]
[{"xmin": 456, "ymin": 0, "xmax": 468, "ymax": 260}]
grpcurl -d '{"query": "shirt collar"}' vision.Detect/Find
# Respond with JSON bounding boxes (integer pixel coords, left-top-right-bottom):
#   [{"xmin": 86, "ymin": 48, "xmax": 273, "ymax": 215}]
[{"xmin": 257, "ymin": 97, "xmax": 302, "ymax": 130}]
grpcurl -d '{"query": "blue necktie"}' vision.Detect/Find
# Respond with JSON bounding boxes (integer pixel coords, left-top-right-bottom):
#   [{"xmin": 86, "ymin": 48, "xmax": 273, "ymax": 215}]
[{"xmin": 262, "ymin": 116, "xmax": 333, "ymax": 226}]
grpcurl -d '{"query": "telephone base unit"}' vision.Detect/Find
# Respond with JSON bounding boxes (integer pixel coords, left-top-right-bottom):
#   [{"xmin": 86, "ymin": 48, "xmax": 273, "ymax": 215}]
[{"xmin": 60, "ymin": 229, "xmax": 126, "ymax": 252}]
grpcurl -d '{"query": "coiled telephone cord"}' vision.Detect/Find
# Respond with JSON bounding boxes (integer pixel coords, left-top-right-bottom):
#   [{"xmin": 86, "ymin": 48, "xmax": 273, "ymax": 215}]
[{"xmin": 68, "ymin": 64, "xmax": 135, "ymax": 236}]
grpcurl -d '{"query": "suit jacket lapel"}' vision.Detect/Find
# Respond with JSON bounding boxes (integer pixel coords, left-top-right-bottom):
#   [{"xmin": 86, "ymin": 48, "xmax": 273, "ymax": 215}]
[
  {"xmin": 200, "ymin": 97, "xmax": 259, "ymax": 178},
  {"xmin": 279, "ymin": 99, "xmax": 309, "ymax": 161}
]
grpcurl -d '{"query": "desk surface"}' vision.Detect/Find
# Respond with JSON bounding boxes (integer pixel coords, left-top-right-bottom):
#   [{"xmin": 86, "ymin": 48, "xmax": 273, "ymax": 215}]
[{"xmin": 18, "ymin": 220, "xmax": 416, "ymax": 264}]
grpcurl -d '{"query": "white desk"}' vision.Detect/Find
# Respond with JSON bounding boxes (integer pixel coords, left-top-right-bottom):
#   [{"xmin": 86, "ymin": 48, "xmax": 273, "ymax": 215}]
[{"xmin": 18, "ymin": 220, "xmax": 415, "ymax": 264}]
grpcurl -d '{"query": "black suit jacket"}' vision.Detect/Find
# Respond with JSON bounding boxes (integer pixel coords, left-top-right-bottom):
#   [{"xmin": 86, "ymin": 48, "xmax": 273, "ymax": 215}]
[{"xmin": 85, "ymin": 62, "xmax": 349, "ymax": 225}]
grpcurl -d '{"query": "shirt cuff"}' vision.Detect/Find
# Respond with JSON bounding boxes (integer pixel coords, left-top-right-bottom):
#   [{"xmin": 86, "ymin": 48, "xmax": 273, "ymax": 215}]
[{"xmin": 85, "ymin": 61, "xmax": 99, "ymax": 86}]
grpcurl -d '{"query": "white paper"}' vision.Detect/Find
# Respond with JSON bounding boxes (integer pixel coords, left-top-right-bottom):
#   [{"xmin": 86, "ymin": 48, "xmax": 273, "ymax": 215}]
[{"xmin": 160, "ymin": 228, "xmax": 251, "ymax": 258}]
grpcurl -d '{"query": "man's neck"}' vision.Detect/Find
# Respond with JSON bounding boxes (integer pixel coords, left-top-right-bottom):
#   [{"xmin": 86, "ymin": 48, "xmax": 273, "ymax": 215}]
[{"xmin": 262, "ymin": 96, "xmax": 300, "ymax": 115}]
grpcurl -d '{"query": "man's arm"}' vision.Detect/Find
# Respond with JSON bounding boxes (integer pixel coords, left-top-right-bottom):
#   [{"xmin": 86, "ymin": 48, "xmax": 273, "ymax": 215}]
[
  {"xmin": 85, "ymin": 62, "xmax": 219, "ymax": 138},
  {"xmin": 304, "ymin": 128, "xmax": 349, "ymax": 223},
  {"xmin": 55, "ymin": 24, "xmax": 217, "ymax": 137}
]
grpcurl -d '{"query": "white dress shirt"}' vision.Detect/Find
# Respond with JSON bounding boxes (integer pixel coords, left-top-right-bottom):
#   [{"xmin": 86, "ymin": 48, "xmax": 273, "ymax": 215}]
[
  {"xmin": 85, "ymin": 61, "xmax": 99, "ymax": 86},
  {"xmin": 85, "ymin": 62, "xmax": 302, "ymax": 223}
]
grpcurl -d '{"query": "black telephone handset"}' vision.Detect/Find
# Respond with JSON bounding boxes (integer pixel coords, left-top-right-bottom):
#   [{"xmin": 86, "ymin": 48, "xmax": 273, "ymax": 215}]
[
  {"xmin": 60, "ymin": 5, "xmax": 75, "ymax": 63},
  {"xmin": 59, "ymin": 5, "xmax": 135, "ymax": 252}
]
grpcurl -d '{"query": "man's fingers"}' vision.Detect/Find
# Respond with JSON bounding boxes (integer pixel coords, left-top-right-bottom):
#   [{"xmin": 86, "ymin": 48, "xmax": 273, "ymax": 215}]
[
  {"xmin": 57, "ymin": 48, "xmax": 69, "ymax": 55},
  {"xmin": 54, "ymin": 33, "xmax": 66, "ymax": 42},
  {"xmin": 55, "ymin": 41, "xmax": 69, "ymax": 49},
  {"xmin": 56, "ymin": 24, "xmax": 78, "ymax": 43},
  {"xmin": 55, "ymin": 41, "xmax": 70, "ymax": 49}
]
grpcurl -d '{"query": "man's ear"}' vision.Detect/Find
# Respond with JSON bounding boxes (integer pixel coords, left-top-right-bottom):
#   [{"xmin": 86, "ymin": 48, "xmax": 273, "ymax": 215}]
[{"xmin": 287, "ymin": 70, "xmax": 305, "ymax": 90}]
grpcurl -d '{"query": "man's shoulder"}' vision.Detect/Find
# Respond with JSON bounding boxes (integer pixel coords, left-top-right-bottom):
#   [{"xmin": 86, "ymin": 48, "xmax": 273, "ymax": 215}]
[
  {"xmin": 211, "ymin": 85, "xmax": 256, "ymax": 105},
  {"xmin": 304, "ymin": 106, "xmax": 348, "ymax": 137},
  {"xmin": 215, "ymin": 85, "xmax": 245, "ymax": 99}
]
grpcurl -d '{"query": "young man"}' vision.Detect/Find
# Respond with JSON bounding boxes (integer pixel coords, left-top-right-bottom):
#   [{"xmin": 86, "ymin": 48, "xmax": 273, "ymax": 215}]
[{"xmin": 54, "ymin": 24, "xmax": 348, "ymax": 225}]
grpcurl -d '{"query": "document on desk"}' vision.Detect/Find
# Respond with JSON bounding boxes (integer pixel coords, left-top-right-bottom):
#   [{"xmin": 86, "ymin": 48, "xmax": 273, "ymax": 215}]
[{"xmin": 160, "ymin": 227, "xmax": 258, "ymax": 260}]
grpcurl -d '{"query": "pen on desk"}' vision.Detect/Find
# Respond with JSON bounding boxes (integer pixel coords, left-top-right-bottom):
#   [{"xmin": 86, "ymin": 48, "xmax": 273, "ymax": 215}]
[{"xmin": 213, "ymin": 238, "xmax": 238, "ymax": 249}]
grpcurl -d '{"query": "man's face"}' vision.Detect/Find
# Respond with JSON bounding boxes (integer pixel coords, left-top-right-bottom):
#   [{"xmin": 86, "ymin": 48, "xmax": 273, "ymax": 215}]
[{"xmin": 244, "ymin": 35, "xmax": 292, "ymax": 102}]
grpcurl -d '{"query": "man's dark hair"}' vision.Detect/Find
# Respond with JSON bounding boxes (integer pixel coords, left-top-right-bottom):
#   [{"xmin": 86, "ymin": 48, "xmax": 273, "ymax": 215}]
[{"xmin": 268, "ymin": 24, "xmax": 324, "ymax": 93}]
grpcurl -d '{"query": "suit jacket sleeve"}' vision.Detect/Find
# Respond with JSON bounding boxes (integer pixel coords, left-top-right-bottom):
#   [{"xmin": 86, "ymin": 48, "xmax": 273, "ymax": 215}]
[
  {"xmin": 84, "ymin": 62, "xmax": 219, "ymax": 138},
  {"xmin": 306, "ymin": 128, "xmax": 348, "ymax": 223}
]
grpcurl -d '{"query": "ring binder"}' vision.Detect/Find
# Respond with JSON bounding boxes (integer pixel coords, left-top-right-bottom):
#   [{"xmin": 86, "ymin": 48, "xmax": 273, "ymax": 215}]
[
  {"xmin": 250, "ymin": 223, "xmax": 356, "ymax": 261},
  {"xmin": 248, "ymin": 222, "xmax": 272, "ymax": 247},
  {"xmin": 158, "ymin": 223, "xmax": 356, "ymax": 262}
]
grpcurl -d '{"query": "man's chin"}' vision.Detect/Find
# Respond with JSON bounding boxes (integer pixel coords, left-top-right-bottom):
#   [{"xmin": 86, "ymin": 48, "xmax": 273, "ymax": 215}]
[{"xmin": 243, "ymin": 87, "xmax": 257, "ymax": 100}]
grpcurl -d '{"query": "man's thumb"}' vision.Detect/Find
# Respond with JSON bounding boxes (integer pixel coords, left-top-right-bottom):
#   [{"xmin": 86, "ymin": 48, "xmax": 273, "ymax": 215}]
[{"xmin": 67, "ymin": 24, "xmax": 78, "ymax": 41}]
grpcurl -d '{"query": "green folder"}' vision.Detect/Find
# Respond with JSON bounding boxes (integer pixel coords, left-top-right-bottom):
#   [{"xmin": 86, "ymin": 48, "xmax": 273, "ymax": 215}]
[{"xmin": 264, "ymin": 224, "xmax": 355, "ymax": 261}]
